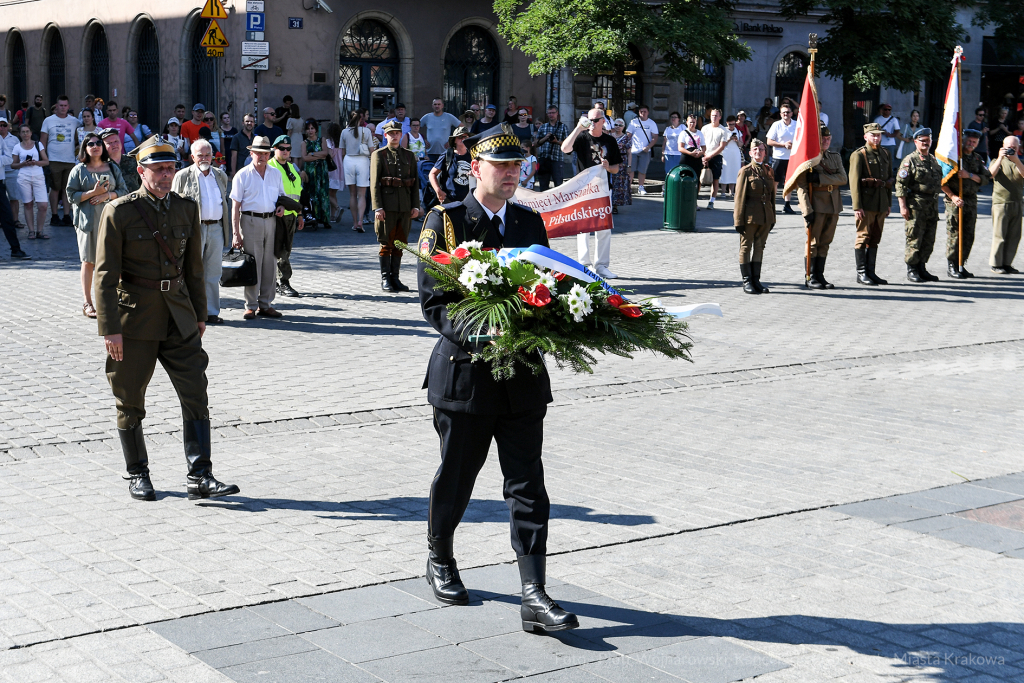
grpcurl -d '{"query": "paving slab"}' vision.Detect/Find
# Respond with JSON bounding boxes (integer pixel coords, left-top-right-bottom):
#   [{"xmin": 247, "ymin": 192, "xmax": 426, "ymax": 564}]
[
  {"xmin": 218, "ymin": 648, "xmax": 378, "ymax": 683},
  {"xmin": 148, "ymin": 608, "xmax": 290, "ymax": 653},
  {"xmin": 356, "ymin": 643, "xmax": 514, "ymax": 683},
  {"xmin": 301, "ymin": 616, "xmax": 447, "ymax": 664},
  {"xmin": 297, "ymin": 585, "xmax": 438, "ymax": 624}
]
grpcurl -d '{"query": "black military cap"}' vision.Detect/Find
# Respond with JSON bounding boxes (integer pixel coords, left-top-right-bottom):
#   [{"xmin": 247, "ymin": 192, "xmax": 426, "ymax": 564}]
[
  {"xmin": 464, "ymin": 123, "xmax": 527, "ymax": 163},
  {"xmin": 820, "ymin": 125, "xmax": 832, "ymax": 137},
  {"xmin": 913, "ymin": 127, "xmax": 932, "ymax": 139}
]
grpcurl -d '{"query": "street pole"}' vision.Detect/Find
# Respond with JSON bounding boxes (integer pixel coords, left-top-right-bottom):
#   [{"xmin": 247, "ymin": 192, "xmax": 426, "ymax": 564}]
[{"xmin": 254, "ymin": 71, "xmax": 259, "ymax": 119}]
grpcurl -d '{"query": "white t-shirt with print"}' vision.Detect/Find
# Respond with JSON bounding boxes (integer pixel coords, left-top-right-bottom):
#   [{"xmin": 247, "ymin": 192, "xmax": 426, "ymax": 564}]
[
  {"xmin": 766, "ymin": 119, "xmax": 798, "ymax": 159},
  {"xmin": 520, "ymin": 155, "xmax": 537, "ymax": 189},
  {"xmin": 40, "ymin": 114, "xmax": 80, "ymax": 163},
  {"xmin": 627, "ymin": 118, "xmax": 659, "ymax": 154},
  {"xmin": 678, "ymin": 128, "xmax": 705, "ymax": 153},
  {"xmin": 663, "ymin": 125, "xmax": 684, "ymax": 157},
  {"xmin": 701, "ymin": 124, "xmax": 728, "ymax": 155}
]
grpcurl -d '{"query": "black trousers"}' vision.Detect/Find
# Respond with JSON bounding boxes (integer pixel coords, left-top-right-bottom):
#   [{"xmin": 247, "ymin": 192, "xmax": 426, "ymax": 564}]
[
  {"xmin": 535, "ymin": 158, "xmax": 564, "ymax": 191},
  {"xmin": 0, "ymin": 180, "xmax": 22, "ymax": 252},
  {"xmin": 429, "ymin": 406, "xmax": 549, "ymax": 557}
]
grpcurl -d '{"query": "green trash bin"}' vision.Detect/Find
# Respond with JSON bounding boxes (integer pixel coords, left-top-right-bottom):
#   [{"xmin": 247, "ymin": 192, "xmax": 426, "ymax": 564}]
[{"xmin": 662, "ymin": 165, "xmax": 697, "ymax": 232}]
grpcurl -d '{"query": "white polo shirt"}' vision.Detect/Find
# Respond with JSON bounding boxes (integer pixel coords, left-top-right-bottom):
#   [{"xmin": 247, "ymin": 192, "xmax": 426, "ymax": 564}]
[{"xmin": 230, "ymin": 162, "xmax": 284, "ymax": 213}]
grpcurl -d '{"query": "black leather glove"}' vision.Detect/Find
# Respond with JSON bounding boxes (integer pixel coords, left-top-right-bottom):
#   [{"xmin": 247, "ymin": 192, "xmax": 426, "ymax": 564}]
[
  {"xmin": 807, "ymin": 172, "xmax": 821, "ymax": 184},
  {"xmin": 804, "ymin": 211, "xmax": 816, "ymax": 228},
  {"xmin": 734, "ymin": 225, "xmax": 745, "ymax": 234}
]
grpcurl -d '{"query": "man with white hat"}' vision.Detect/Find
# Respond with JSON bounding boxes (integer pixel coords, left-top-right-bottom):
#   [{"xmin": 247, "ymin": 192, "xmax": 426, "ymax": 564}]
[
  {"xmin": 229, "ymin": 135, "xmax": 288, "ymax": 319},
  {"xmin": 94, "ymin": 135, "xmax": 239, "ymax": 502}
]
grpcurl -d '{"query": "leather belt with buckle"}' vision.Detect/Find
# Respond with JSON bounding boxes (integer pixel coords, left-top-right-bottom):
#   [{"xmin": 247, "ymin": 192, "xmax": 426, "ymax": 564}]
[
  {"xmin": 121, "ymin": 272, "xmax": 182, "ymax": 291},
  {"xmin": 814, "ymin": 185, "xmax": 835, "ymax": 192},
  {"xmin": 241, "ymin": 210, "xmax": 274, "ymax": 218},
  {"xmin": 201, "ymin": 219, "xmax": 221, "ymax": 224}
]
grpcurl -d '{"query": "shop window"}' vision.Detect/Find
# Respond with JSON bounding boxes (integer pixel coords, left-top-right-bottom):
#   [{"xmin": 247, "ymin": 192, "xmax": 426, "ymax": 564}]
[
  {"xmin": 682, "ymin": 60, "xmax": 724, "ymax": 120},
  {"xmin": 10, "ymin": 34, "xmax": 27, "ymax": 107},
  {"xmin": 443, "ymin": 26, "xmax": 498, "ymax": 115},
  {"xmin": 190, "ymin": 21, "xmax": 218, "ymax": 115},
  {"xmin": 339, "ymin": 19, "xmax": 399, "ymax": 121},
  {"xmin": 89, "ymin": 26, "xmax": 109, "ymax": 101},
  {"xmin": 47, "ymin": 29, "xmax": 66, "ymax": 105},
  {"xmin": 590, "ymin": 45, "xmax": 643, "ymax": 118},
  {"xmin": 136, "ymin": 21, "xmax": 160, "ymax": 133}
]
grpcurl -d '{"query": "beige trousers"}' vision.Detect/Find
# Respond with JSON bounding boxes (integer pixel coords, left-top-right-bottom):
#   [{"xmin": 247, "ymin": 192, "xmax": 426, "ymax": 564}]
[
  {"xmin": 240, "ymin": 214, "xmax": 277, "ymax": 310},
  {"xmin": 990, "ymin": 201, "xmax": 1022, "ymax": 268}
]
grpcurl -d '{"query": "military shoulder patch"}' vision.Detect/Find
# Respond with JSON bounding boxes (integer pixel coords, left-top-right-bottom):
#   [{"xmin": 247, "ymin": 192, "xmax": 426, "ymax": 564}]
[
  {"xmin": 898, "ymin": 168, "xmax": 909, "ymax": 179},
  {"xmin": 419, "ymin": 227, "xmax": 438, "ymax": 255}
]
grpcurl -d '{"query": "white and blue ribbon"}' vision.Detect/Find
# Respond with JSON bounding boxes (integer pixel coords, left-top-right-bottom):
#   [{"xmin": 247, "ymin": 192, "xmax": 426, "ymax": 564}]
[
  {"xmin": 497, "ymin": 245, "xmax": 619, "ymax": 295},
  {"xmin": 650, "ymin": 300, "xmax": 724, "ymax": 319}
]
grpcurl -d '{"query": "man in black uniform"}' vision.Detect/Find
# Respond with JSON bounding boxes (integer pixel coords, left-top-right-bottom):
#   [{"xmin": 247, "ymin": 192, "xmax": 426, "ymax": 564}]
[{"xmin": 416, "ymin": 123, "xmax": 578, "ymax": 633}]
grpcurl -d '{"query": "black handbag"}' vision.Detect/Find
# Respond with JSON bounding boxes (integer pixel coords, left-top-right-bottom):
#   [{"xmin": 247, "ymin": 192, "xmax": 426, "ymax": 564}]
[
  {"xmin": 325, "ymin": 154, "xmax": 337, "ymax": 172},
  {"xmin": 220, "ymin": 248, "xmax": 258, "ymax": 287}
]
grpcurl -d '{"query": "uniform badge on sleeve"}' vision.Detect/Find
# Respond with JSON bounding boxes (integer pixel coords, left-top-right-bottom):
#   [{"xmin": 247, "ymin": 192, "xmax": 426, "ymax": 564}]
[
  {"xmin": 898, "ymin": 168, "xmax": 909, "ymax": 179},
  {"xmin": 419, "ymin": 228, "xmax": 438, "ymax": 255}
]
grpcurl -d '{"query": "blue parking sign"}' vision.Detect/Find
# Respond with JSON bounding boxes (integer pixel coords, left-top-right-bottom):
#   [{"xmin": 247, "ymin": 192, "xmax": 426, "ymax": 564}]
[{"xmin": 246, "ymin": 12, "xmax": 265, "ymax": 31}]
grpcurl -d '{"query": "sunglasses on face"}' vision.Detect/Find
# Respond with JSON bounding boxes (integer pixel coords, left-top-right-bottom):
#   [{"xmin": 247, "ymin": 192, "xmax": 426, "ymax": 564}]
[
  {"xmin": 277, "ymin": 146, "xmax": 291, "ymax": 151},
  {"xmin": 0, "ymin": 123, "xmax": 8, "ymax": 127},
  {"xmin": 86, "ymin": 141, "xmax": 103, "ymax": 147},
  {"xmin": 204, "ymin": 117, "xmax": 214, "ymax": 122}
]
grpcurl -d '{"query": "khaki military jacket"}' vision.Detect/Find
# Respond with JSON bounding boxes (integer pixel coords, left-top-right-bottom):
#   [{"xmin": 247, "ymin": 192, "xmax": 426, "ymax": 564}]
[
  {"xmin": 895, "ymin": 151, "xmax": 943, "ymax": 206},
  {"xmin": 848, "ymin": 145, "xmax": 892, "ymax": 212},
  {"xmin": 796, "ymin": 150, "xmax": 847, "ymax": 215},
  {"xmin": 370, "ymin": 145, "xmax": 420, "ymax": 213},
  {"xmin": 733, "ymin": 162, "xmax": 776, "ymax": 227},
  {"xmin": 942, "ymin": 151, "xmax": 990, "ymax": 204},
  {"xmin": 94, "ymin": 187, "xmax": 206, "ymax": 341}
]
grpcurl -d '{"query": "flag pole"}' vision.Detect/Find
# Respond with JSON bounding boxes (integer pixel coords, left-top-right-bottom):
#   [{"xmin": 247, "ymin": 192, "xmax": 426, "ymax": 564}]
[
  {"xmin": 805, "ymin": 34, "xmax": 818, "ymax": 284},
  {"xmin": 957, "ymin": 49, "xmax": 963, "ymax": 272}
]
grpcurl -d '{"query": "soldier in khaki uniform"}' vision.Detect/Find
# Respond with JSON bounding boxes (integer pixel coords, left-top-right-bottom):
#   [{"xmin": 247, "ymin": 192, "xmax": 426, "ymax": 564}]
[
  {"xmin": 94, "ymin": 136, "xmax": 240, "ymax": 502},
  {"xmin": 370, "ymin": 120, "xmax": 421, "ymax": 293},
  {"xmin": 848, "ymin": 122, "xmax": 894, "ymax": 285},
  {"xmin": 941, "ymin": 129, "xmax": 990, "ymax": 279},
  {"xmin": 896, "ymin": 128, "xmax": 944, "ymax": 282},
  {"xmin": 733, "ymin": 139, "xmax": 776, "ymax": 294},
  {"xmin": 795, "ymin": 125, "xmax": 847, "ymax": 289}
]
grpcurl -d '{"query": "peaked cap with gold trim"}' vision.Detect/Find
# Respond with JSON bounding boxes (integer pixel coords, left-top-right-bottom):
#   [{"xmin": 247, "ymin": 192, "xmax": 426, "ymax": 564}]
[
  {"xmin": 465, "ymin": 123, "xmax": 527, "ymax": 162},
  {"xmin": 129, "ymin": 135, "xmax": 179, "ymax": 164}
]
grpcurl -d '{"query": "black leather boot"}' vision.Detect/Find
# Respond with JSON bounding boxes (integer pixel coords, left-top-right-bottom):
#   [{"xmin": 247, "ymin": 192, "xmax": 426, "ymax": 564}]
[
  {"xmin": 518, "ymin": 555, "xmax": 579, "ymax": 633},
  {"xmin": 184, "ymin": 419, "xmax": 240, "ymax": 501},
  {"xmin": 855, "ymin": 247, "xmax": 875, "ymax": 285},
  {"xmin": 740, "ymin": 263, "xmax": 757, "ymax": 294},
  {"xmin": 961, "ymin": 263, "xmax": 975, "ymax": 278},
  {"xmin": 907, "ymin": 263, "xmax": 925, "ymax": 283},
  {"xmin": 866, "ymin": 246, "xmax": 888, "ymax": 284},
  {"xmin": 380, "ymin": 256, "xmax": 396, "ymax": 292},
  {"xmin": 278, "ymin": 279, "xmax": 300, "ymax": 297},
  {"xmin": 426, "ymin": 534, "xmax": 468, "ymax": 605},
  {"xmin": 119, "ymin": 423, "xmax": 155, "ymax": 501},
  {"xmin": 806, "ymin": 257, "xmax": 825, "ymax": 289},
  {"xmin": 919, "ymin": 261, "xmax": 939, "ymax": 282},
  {"xmin": 947, "ymin": 260, "xmax": 967, "ymax": 279},
  {"xmin": 390, "ymin": 253, "xmax": 411, "ymax": 292},
  {"xmin": 751, "ymin": 261, "xmax": 769, "ymax": 293},
  {"xmin": 816, "ymin": 256, "xmax": 834, "ymax": 289}
]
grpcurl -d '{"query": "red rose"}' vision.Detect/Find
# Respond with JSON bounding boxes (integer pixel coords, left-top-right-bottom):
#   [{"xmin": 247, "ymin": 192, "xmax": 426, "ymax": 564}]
[{"xmin": 518, "ymin": 284, "xmax": 552, "ymax": 307}]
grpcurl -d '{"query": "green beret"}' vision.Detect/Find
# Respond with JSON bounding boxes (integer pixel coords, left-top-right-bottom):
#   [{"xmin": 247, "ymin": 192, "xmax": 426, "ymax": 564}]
[{"xmin": 272, "ymin": 135, "xmax": 291, "ymax": 148}]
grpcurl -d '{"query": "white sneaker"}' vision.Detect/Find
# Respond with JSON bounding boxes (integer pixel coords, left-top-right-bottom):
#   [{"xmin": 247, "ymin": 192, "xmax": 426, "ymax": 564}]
[
  {"xmin": 707, "ymin": 199, "xmax": 715, "ymax": 209},
  {"xmin": 595, "ymin": 266, "xmax": 619, "ymax": 280},
  {"xmin": 637, "ymin": 186, "xmax": 647, "ymax": 196}
]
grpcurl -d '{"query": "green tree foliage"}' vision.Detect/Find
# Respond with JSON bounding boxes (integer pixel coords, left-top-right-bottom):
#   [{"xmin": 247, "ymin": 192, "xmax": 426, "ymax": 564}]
[
  {"xmin": 972, "ymin": 0, "xmax": 1024, "ymax": 61},
  {"xmin": 779, "ymin": 0, "xmax": 963, "ymax": 147},
  {"xmin": 493, "ymin": 0, "xmax": 751, "ymax": 83}
]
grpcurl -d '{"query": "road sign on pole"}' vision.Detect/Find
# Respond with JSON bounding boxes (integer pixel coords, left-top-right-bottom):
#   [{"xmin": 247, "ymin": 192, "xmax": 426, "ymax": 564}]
[
  {"xmin": 200, "ymin": 20, "xmax": 230, "ymax": 48},
  {"xmin": 245, "ymin": 0, "xmax": 265, "ymax": 11},
  {"xmin": 241, "ymin": 41, "xmax": 269, "ymax": 56},
  {"xmin": 246, "ymin": 12, "xmax": 265, "ymax": 31},
  {"xmin": 200, "ymin": 0, "xmax": 227, "ymax": 19},
  {"xmin": 241, "ymin": 55, "xmax": 270, "ymax": 71},
  {"xmin": 206, "ymin": 48, "xmax": 225, "ymax": 58}
]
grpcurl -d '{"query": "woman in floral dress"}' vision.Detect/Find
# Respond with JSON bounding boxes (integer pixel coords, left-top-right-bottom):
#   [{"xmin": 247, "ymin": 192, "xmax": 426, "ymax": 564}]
[
  {"xmin": 300, "ymin": 118, "xmax": 332, "ymax": 228},
  {"xmin": 610, "ymin": 119, "xmax": 633, "ymax": 213}
]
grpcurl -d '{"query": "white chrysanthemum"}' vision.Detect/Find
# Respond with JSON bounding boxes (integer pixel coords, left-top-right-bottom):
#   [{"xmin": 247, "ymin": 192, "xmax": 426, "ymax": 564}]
[
  {"xmin": 486, "ymin": 270, "xmax": 504, "ymax": 285},
  {"xmin": 564, "ymin": 284, "xmax": 593, "ymax": 322},
  {"xmin": 456, "ymin": 240, "xmax": 484, "ymax": 252},
  {"xmin": 536, "ymin": 272, "xmax": 557, "ymax": 291},
  {"xmin": 459, "ymin": 259, "xmax": 489, "ymax": 292}
]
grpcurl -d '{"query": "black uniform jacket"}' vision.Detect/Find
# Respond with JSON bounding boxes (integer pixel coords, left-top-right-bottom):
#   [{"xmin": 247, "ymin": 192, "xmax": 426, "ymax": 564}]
[{"xmin": 417, "ymin": 192, "xmax": 553, "ymax": 414}]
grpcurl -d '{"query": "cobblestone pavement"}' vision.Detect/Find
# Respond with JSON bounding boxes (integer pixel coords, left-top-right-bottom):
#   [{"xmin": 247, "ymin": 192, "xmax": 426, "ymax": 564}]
[{"xmin": 1, "ymin": 190, "xmax": 1021, "ymax": 681}]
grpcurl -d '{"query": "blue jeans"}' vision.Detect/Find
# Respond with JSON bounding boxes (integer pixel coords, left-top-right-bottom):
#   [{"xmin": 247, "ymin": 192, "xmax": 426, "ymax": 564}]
[{"xmin": 664, "ymin": 155, "xmax": 682, "ymax": 173}]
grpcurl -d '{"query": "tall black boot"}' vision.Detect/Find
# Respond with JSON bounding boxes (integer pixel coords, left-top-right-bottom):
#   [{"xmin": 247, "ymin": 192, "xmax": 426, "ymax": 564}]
[
  {"xmin": 118, "ymin": 423, "xmax": 155, "ymax": 501},
  {"xmin": 855, "ymin": 247, "xmax": 875, "ymax": 285},
  {"xmin": 866, "ymin": 246, "xmax": 888, "ymax": 285},
  {"xmin": 816, "ymin": 256, "xmax": 834, "ymax": 289},
  {"xmin": 740, "ymin": 263, "xmax": 757, "ymax": 294},
  {"xmin": 518, "ymin": 555, "xmax": 578, "ymax": 633},
  {"xmin": 184, "ymin": 419, "xmax": 240, "ymax": 501},
  {"xmin": 918, "ymin": 260, "xmax": 939, "ymax": 282},
  {"xmin": 806, "ymin": 257, "xmax": 825, "ymax": 289},
  {"xmin": 390, "ymin": 253, "xmax": 411, "ymax": 292},
  {"xmin": 426, "ymin": 534, "xmax": 469, "ymax": 605},
  {"xmin": 947, "ymin": 260, "xmax": 967, "ymax": 279},
  {"xmin": 379, "ymin": 255, "xmax": 396, "ymax": 292},
  {"xmin": 750, "ymin": 261, "xmax": 769, "ymax": 293}
]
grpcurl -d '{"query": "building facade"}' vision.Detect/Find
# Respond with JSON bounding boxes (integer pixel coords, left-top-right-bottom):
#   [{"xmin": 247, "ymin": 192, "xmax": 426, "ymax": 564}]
[{"xmin": 1, "ymin": 1, "xmax": 547, "ymax": 134}]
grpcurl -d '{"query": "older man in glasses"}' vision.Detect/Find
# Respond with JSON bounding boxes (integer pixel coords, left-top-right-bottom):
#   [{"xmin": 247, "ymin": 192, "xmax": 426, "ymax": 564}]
[{"xmin": 172, "ymin": 138, "xmax": 232, "ymax": 324}]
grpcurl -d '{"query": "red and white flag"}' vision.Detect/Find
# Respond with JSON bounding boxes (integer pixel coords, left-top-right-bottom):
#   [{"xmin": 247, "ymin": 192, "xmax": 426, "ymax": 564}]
[{"xmin": 783, "ymin": 68, "xmax": 823, "ymax": 196}]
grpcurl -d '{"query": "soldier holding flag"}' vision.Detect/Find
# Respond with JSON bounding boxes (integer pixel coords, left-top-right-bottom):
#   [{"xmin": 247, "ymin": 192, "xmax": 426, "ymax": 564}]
[{"xmin": 941, "ymin": 129, "xmax": 989, "ymax": 279}]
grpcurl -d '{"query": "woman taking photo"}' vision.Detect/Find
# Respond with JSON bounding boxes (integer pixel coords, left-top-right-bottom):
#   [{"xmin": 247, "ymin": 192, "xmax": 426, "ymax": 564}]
[
  {"xmin": 11, "ymin": 124, "xmax": 49, "ymax": 239},
  {"xmin": 67, "ymin": 132, "xmax": 128, "ymax": 318},
  {"xmin": 300, "ymin": 118, "xmax": 332, "ymax": 229},
  {"xmin": 720, "ymin": 115, "xmax": 744, "ymax": 197},
  {"xmin": 340, "ymin": 111, "xmax": 373, "ymax": 232},
  {"xmin": 609, "ymin": 118, "xmax": 633, "ymax": 214}
]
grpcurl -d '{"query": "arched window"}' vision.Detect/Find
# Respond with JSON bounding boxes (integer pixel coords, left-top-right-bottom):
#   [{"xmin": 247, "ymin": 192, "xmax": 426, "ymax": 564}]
[
  {"xmin": 136, "ymin": 21, "xmax": 160, "ymax": 134},
  {"xmin": 338, "ymin": 19, "xmax": 399, "ymax": 121},
  {"xmin": 443, "ymin": 26, "xmax": 498, "ymax": 114},
  {"xmin": 190, "ymin": 20, "xmax": 218, "ymax": 113},
  {"xmin": 89, "ymin": 26, "xmax": 110, "ymax": 101},
  {"xmin": 775, "ymin": 52, "xmax": 808, "ymax": 107},
  {"xmin": 47, "ymin": 29, "xmax": 66, "ymax": 104},
  {"xmin": 681, "ymin": 59, "xmax": 724, "ymax": 119},
  {"xmin": 10, "ymin": 34, "xmax": 27, "ymax": 107},
  {"xmin": 591, "ymin": 45, "xmax": 644, "ymax": 118}
]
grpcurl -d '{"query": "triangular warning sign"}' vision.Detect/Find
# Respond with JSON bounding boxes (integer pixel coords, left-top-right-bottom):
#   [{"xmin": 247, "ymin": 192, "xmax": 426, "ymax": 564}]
[
  {"xmin": 200, "ymin": 0, "xmax": 227, "ymax": 20},
  {"xmin": 200, "ymin": 20, "xmax": 230, "ymax": 48}
]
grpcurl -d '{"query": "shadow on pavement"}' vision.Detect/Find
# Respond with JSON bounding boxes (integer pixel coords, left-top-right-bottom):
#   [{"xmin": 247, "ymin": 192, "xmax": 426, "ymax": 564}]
[{"xmin": 197, "ymin": 495, "xmax": 657, "ymax": 526}]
